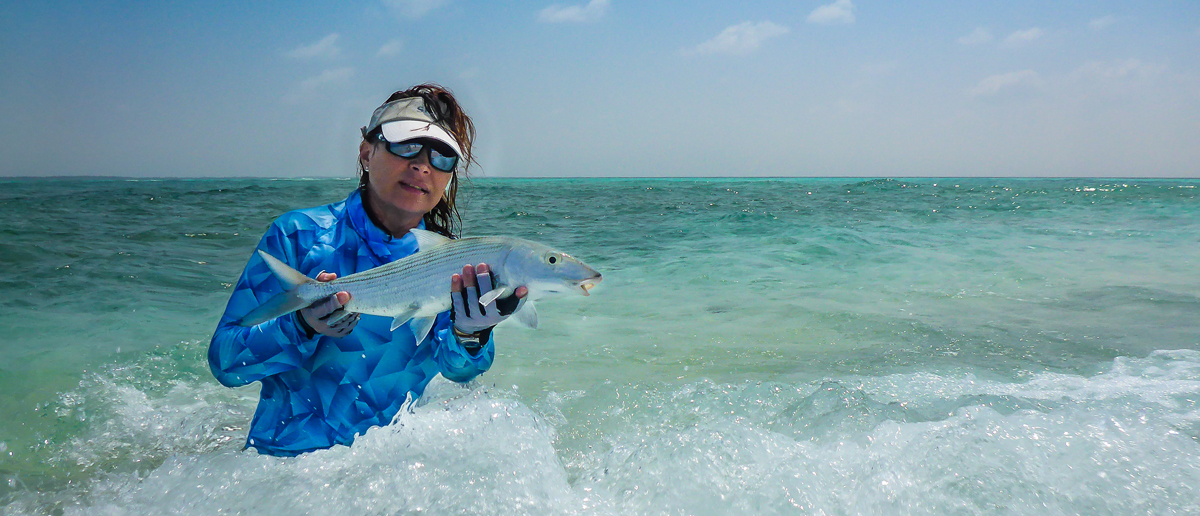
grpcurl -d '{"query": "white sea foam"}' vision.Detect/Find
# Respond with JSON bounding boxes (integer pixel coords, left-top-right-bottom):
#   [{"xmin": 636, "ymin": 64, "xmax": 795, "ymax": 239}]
[
  {"xmin": 6, "ymin": 179, "xmax": 1200, "ymax": 515},
  {"xmin": 27, "ymin": 379, "xmax": 589, "ymax": 516},
  {"xmin": 565, "ymin": 350, "xmax": 1200, "ymax": 514},
  {"xmin": 5, "ymin": 351, "xmax": 1199, "ymax": 515}
]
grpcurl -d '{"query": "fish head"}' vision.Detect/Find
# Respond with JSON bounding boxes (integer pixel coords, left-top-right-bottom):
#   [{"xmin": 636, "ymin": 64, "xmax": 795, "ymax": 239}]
[{"xmin": 503, "ymin": 240, "xmax": 602, "ymax": 299}]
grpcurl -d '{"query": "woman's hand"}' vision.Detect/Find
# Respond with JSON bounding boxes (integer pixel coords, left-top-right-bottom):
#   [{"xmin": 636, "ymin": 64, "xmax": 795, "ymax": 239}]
[
  {"xmin": 298, "ymin": 272, "xmax": 360, "ymax": 338},
  {"xmin": 451, "ymin": 263, "xmax": 528, "ymax": 335}
]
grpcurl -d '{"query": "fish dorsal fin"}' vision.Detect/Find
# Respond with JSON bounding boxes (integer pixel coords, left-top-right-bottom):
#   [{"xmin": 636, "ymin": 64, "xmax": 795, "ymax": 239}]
[{"xmin": 409, "ymin": 228, "xmax": 451, "ymax": 252}]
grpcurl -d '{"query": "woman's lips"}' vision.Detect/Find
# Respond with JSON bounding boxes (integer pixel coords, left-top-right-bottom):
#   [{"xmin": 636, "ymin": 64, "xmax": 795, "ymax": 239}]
[{"xmin": 399, "ymin": 181, "xmax": 428, "ymax": 194}]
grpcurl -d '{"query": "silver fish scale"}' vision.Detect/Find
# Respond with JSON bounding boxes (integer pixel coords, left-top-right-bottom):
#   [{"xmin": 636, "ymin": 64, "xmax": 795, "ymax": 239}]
[{"xmin": 300, "ymin": 237, "xmax": 513, "ymax": 317}]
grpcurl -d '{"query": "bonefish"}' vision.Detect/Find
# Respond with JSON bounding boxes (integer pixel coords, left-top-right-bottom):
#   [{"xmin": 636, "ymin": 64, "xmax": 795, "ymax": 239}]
[{"xmin": 236, "ymin": 229, "xmax": 601, "ymax": 342}]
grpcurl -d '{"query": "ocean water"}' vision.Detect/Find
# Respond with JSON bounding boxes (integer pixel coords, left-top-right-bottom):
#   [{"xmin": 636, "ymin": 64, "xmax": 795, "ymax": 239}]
[{"xmin": 1, "ymin": 177, "xmax": 1199, "ymax": 515}]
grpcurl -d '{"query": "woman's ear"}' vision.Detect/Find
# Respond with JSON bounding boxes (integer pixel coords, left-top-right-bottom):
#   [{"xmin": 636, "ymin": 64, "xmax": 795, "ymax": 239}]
[{"xmin": 358, "ymin": 140, "xmax": 372, "ymax": 168}]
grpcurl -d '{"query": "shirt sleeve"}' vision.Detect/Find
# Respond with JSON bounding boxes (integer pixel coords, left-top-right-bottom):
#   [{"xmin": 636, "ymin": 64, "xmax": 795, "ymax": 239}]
[
  {"xmin": 430, "ymin": 311, "xmax": 495, "ymax": 383},
  {"xmin": 208, "ymin": 222, "xmax": 320, "ymax": 387}
]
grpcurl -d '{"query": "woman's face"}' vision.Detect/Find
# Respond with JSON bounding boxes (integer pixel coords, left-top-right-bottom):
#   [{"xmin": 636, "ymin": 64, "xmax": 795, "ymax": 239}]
[{"xmin": 359, "ymin": 139, "xmax": 453, "ymax": 222}]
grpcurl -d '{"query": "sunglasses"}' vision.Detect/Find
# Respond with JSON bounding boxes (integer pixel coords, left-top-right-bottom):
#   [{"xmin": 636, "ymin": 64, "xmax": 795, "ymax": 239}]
[{"xmin": 378, "ymin": 136, "xmax": 459, "ymax": 173}]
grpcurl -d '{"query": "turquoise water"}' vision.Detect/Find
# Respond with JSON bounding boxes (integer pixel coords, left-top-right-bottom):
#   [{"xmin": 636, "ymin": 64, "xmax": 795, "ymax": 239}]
[{"xmin": 2, "ymin": 177, "xmax": 1199, "ymax": 514}]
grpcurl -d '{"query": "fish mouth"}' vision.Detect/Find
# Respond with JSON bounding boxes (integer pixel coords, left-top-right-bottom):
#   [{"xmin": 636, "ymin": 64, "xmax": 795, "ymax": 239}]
[{"xmin": 576, "ymin": 274, "xmax": 602, "ymax": 296}]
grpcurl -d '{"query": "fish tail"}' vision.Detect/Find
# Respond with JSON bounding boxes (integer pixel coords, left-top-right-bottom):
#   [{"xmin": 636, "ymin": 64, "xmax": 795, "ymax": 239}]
[
  {"xmin": 256, "ymin": 250, "xmax": 313, "ymax": 290},
  {"xmin": 235, "ymin": 250, "xmax": 316, "ymax": 327},
  {"xmin": 236, "ymin": 290, "xmax": 310, "ymax": 327}
]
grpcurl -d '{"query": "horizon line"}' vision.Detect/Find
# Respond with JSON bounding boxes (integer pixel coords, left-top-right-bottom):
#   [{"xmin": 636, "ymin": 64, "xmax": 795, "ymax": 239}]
[{"xmin": 3, "ymin": 175, "xmax": 1199, "ymax": 181}]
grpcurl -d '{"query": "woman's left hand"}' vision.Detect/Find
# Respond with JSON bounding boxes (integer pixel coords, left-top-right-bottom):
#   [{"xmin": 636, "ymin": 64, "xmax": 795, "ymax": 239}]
[{"xmin": 451, "ymin": 263, "xmax": 528, "ymax": 335}]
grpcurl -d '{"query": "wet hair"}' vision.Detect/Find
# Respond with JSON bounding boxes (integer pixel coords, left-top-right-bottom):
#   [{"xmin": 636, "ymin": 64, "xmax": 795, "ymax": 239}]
[{"xmin": 358, "ymin": 83, "xmax": 476, "ymax": 238}]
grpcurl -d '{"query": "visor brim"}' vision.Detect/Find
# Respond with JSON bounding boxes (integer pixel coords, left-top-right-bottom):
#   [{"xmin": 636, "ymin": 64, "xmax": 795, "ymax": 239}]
[{"xmin": 379, "ymin": 120, "xmax": 463, "ymax": 159}]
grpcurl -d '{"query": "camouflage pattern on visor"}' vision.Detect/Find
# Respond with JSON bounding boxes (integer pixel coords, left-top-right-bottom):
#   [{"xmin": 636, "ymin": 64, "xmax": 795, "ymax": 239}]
[{"xmin": 362, "ymin": 97, "xmax": 463, "ymax": 159}]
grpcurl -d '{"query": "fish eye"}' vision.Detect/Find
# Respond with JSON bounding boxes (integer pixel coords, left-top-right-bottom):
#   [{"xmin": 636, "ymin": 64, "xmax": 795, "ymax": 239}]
[{"xmin": 547, "ymin": 255, "xmax": 558, "ymax": 264}]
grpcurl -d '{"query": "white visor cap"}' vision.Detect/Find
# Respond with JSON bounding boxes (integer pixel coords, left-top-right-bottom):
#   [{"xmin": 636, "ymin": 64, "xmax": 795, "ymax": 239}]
[
  {"xmin": 379, "ymin": 120, "xmax": 463, "ymax": 160},
  {"xmin": 366, "ymin": 97, "xmax": 464, "ymax": 161}
]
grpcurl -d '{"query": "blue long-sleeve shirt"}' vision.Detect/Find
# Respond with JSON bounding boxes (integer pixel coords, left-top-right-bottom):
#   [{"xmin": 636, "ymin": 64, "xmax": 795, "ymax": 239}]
[{"xmin": 208, "ymin": 189, "xmax": 494, "ymax": 456}]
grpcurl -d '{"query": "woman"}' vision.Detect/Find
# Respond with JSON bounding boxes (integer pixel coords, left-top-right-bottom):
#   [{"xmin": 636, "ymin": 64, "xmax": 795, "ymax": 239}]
[{"xmin": 208, "ymin": 84, "xmax": 525, "ymax": 457}]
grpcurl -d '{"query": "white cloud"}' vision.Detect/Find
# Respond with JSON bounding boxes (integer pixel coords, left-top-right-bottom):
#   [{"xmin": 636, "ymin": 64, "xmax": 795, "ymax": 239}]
[
  {"xmin": 1089, "ymin": 16, "xmax": 1116, "ymax": 31},
  {"xmin": 686, "ymin": 21, "xmax": 789, "ymax": 56},
  {"xmin": 296, "ymin": 67, "xmax": 355, "ymax": 91},
  {"xmin": 957, "ymin": 27, "xmax": 993, "ymax": 45},
  {"xmin": 538, "ymin": 0, "xmax": 610, "ymax": 23},
  {"xmin": 968, "ymin": 69, "xmax": 1042, "ymax": 97},
  {"xmin": 285, "ymin": 67, "xmax": 355, "ymax": 102},
  {"xmin": 376, "ymin": 40, "xmax": 404, "ymax": 57},
  {"xmin": 807, "ymin": 0, "xmax": 855, "ymax": 25},
  {"xmin": 382, "ymin": 0, "xmax": 448, "ymax": 19},
  {"xmin": 285, "ymin": 33, "xmax": 341, "ymax": 59},
  {"xmin": 1002, "ymin": 28, "xmax": 1044, "ymax": 47},
  {"xmin": 1076, "ymin": 59, "xmax": 1166, "ymax": 80}
]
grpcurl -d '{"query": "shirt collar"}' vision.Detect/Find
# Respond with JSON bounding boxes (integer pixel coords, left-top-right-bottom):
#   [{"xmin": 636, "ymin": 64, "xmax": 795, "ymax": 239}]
[{"xmin": 346, "ymin": 188, "xmax": 422, "ymax": 263}]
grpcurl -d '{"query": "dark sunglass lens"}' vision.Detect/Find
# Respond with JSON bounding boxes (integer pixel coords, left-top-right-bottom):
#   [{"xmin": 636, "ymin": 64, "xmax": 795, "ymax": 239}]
[
  {"xmin": 388, "ymin": 142, "xmax": 422, "ymax": 158},
  {"xmin": 425, "ymin": 140, "xmax": 455, "ymax": 157},
  {"xmin": 429, "ymin": 150, "xmax": 458, "ymax": 172}
]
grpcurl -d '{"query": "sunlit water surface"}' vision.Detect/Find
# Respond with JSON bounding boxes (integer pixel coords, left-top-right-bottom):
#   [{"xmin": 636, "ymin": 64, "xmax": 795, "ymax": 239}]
[{"xmin": 1, "ymin": 178, "xmax": 1198, "ymax": 515}]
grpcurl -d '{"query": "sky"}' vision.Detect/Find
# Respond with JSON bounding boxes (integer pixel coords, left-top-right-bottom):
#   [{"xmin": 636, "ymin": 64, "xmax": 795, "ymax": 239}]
[{"xmin": 1, "ymin": 0, "xmax": 1198, "ymax": 178}]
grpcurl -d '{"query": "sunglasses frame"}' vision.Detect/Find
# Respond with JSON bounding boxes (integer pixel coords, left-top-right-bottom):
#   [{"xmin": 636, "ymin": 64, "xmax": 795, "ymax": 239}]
[{"xmin": 376, "ymin": 135, "xmax": 459, "ymax": 173}]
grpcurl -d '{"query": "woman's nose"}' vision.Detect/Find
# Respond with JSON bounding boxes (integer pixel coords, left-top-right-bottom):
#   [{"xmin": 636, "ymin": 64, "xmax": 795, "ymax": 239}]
[{"xmin": 407, "ymin": 150, "xmax": 432, "ymax": 172}]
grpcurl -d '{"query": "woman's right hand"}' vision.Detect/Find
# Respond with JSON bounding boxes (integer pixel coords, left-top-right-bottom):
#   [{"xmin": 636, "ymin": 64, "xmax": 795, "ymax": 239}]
[{"xmin": 298, "ymin": 272, "xmax": 359, "ymax": 338}]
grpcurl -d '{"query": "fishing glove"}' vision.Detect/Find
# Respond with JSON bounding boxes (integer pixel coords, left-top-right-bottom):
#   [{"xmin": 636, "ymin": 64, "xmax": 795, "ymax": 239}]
[
  {"xmin": 297, "ymin": 293, "xmax": 360, "ymax": 339},
  {"xmin": 452, "ymin": 270, "xmax": 520, "ymax": 345}
]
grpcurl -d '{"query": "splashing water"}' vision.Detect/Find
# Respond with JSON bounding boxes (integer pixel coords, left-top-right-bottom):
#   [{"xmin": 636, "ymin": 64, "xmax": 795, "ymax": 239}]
[{"xmin": 2, "ymin": 178, "xmax": 1199, "ymax": 514}]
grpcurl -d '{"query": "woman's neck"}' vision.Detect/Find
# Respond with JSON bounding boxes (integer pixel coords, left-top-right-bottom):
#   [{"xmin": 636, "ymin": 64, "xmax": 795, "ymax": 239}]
[{"xmin": 362, "ymin": 187, "xmax": 421, "ymax": 237}]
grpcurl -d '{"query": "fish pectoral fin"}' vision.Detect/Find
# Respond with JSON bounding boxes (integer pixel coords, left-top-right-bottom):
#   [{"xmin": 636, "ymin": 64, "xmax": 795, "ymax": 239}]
[
  {"xmin": 479, "ymin": 286, "xmax": 513, "ymax": 306},
  {"xmin": 389, "ymin": 317, "xmax": 408, "ymax": 332},
  {"xmin": 511, "ymin": 300, "xmax": 538, "ymax": 329},
  {"xmin": 409, "ymin": 228, "xmax": 452, "ymax": 251},
  {"xmin": 409, "ymin": 316, "xmax": 438, "ymax": 345},
  {"xmin": 389, "ymin": 306, "xmax": 420, "ymax": 332}
]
